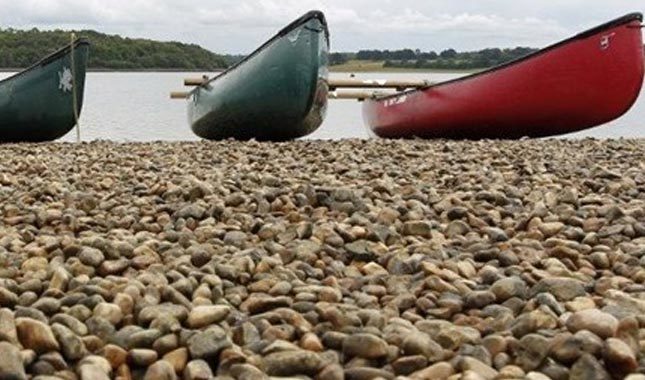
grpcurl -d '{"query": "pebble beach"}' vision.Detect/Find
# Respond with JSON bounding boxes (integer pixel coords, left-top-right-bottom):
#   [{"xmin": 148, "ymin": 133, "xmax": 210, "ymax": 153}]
[{"xmin": 0, "ymin": 138, "xmax": 643, "ymax": 380}]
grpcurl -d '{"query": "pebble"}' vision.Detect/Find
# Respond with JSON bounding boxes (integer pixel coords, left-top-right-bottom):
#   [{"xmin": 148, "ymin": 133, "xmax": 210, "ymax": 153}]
[
  {"xmin": 0, "ymin": 342, "xmax": 26, "ymax": 380},
  {"xmin": 143, "ymin": 360, "xmax": 177, "ymax": 380},
  {"xmin": 186, "ymin": 305, "xmax": 230, "ymax": 329},
  {"xmin": 183, "ymin": 359, "xmax": 213, "ymax": 380},
  {"xmin": 342, "ymin": 333, "xmax": 389, "ymax": 359},
  {"xmin": 602, "ymin": 338, "xmax": 638, "ymax": 376},
  {"xmin": 15, "ymin": 318, "xmax": 60, "ymax": 354},
  {"xmin": 262, "ymin": 350, "xmax": 324, "ymax": 376},
  {"xmin": 128, "ymin": 349, "xmax": 158, "ymax": 367},
  {"xmin": 565, "ymin": 309, "xmax": 619, "ymax": 339}
]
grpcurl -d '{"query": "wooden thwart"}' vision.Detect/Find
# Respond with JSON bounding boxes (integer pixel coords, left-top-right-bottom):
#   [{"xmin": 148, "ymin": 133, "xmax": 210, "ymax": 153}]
[
  {"xmin": 328, "ymin": 90, "xmax": 396, "ymax": 100},
  {"xmin": 184, "ymin": 76, "xmax": 210, "ymax": 86},
  {"xmin": 182, "ymin": 77, "xmax": 432, "ymax": 89},
  {"xmin": 172, "ymin": 89, "xmax": 398, "ymax": 100},
  {"xmin": 170, "ymin": 91, "xmax": 189, "ymax": 99},
  {"xmin": 328, "ymin": 78, "xmax": 432, "ymax": 90}
]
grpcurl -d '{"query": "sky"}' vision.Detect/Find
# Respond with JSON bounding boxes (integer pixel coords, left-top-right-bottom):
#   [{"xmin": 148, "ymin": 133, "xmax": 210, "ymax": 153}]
[{"xmin": 0, "ymin": 0, "xmax": 642, "ymax": 54}]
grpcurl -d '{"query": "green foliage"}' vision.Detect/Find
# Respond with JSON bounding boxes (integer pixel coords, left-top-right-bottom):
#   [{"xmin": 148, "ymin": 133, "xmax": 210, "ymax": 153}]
[
  {"xmin": 334, "ymin": 47, "xmax": 539, "ymax": 70},
  {"xmin": 0, "ymin": 28, "xmax": 230, "ymax": 70}
]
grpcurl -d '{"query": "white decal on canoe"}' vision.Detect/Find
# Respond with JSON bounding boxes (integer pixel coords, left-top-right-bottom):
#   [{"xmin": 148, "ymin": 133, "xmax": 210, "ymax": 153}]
[
  {"xmin": 288, "ymin": 29, "xmax": 302, "ymax": 43},
  {"xmin": 600, "ymin": 33, "xmax": 615, "ymax": 51},
  {"xmin": 383, "ymin": 95, "xmax": 408, "ymax": 107},
  {"xmin": 58, "ymin": 67, "xmax": 73, "ymax": 93}
]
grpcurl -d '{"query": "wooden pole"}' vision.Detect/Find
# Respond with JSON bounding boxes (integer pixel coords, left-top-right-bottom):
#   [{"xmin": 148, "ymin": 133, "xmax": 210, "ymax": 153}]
[
  {"xmin": 328, "ymin": 78, "xmax": 432, "ymax": 90},
  {"xmin": 170, "ymin": 91, "xmax": 190, "ymax": 99},
  {"xmin": 328, "ymin": 90, "xmax": 396, "ymax": 101},
  {"xmin": 184, "ymin": 75, "xmax": 212, "ymax": 86}
]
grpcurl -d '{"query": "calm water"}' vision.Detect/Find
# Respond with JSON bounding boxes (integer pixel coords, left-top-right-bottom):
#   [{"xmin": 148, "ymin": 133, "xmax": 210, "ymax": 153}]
[{"xmin": 1, "ymin": 71, "xmax": 644, "ymax": 141}]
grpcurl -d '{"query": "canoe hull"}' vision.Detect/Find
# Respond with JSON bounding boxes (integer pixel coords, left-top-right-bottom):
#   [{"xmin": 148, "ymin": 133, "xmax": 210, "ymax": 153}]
[
  {"xmin": 0, "ymin": 40, "xmax": 90, "ymax": 143},
  {"xmin": 363, "ymin": 14, "xmax": 644, "ymax": 139},
  {"xmin": 189, "ymin": 11, "xmax": 329, "ymax": 141}
]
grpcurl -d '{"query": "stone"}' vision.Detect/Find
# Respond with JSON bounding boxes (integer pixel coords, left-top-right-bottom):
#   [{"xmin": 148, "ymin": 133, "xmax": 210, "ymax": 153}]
[
  {"xmin": 566, "ymin": 309, "xmax": 618, "ymax": 339},
  {"xmin": 464, "ymin": 291, "xmax": 496, "ymax": 309},
  {"xmin": 0, "ymin": 288, "xmax": 18, "ymax": 308},
  {"xmin": 93, "ymin": 303, "xmax": 124, "ymax": 326},
  {"xmin": 526, "ymin": 372, "xmax": 552, "ymax": 380},
  {"xmin": 0, "ymin": 309, "xmax": 18, "ymax": 344},
  {"xmin": 459, "ymin": 357, "xmax": 498, "ymax": 380},
  {"xmin": 491, "ymin": 277, "xmax": 528, "ymax": 302},
  {"xmin": 401, "ymin": 333, "xmax": 444, "ymax": 362},
  {"xmin": 153, "ymin": 334, "xmax": 179, "ymax": 355},
  {"xmin": 0, "ymin": 342, "xmax": 26, "ymax": 380},
  {"xmin": 103, "ymin": 344, "xmax": 128, "ymax": 369},
  {"xmin": 15, "ymin": 318, "xmax": 60, "ymax": 354},
  {"xmin": 128, "ymin": 349, "xmax": 158, "ymax": 367},
  {"xmin": 77, "ymin": 364, "xmax": 110, "ymax": 380},
  {"xmin": 300, "ymin": 332, "xmax": 324, "ymax": 352},
  {"xmin": 183, "ymin": 359, "xmax": 213, "ymax": 380},
  {"xmin": 569, "ymin": 354, "xmax": 610, "ymax": 380},
  {"xmin": 402, "ymin": 221, "xmax": 433, "ymax": 237},
  {"xmin": 344, "ymin": 367, "xmax": 395, "ymax": 379},
  {"xmin": 263, "ymin": 350, "xmax": 324, "ymax": 376},
  {"xmin": 143, "ymin": 360, "xmax": 177, "ymax": 380},
  {"xmin": 603, "ymin": 338, "xmax": 638, "ymax": 377},
  {"xmin": 138, "ymin": 304, "xmax": 188, "ymax": 324},
  {"xmin": 516, "ymin": 334, "xmax": 551, "ymax": 371},
  {"xmin": 186, "ymin": 305, "xmax": 230, "ymax": 329},
  {"xmin": 342, "ymin": 333, "xmax": 389, "ymax": 359},
  {"xmin": 162, "ymin": 347, "xmax": 188, "ymax": 374},
  {"xmin": 79, "ymin": 247, "xmax": 105, "ymax": 267},
  {"xmin": 392, "ymin": 355, "xmax": 428, "ymax": 375},
  {"xmin": 187, "ymin": 326, "xmax": 232, "ymax": 359},
  {"xmin": 318, "ymin": 364, "xmax": 344, "ymax": 380},
  {"xmin": 531, "ymin": 277, "xmax": 586, "ymax": 301},
  {"xmin": 51, "ymin": 323, "xmax": 86, "ymax": 361},
  {"xmin": 409, "ymin": 361, "xmax": 454, "ymax": 380},
  {"xmin": 78, "ymin": 356, "xmax": 112, "ymax": 378}
]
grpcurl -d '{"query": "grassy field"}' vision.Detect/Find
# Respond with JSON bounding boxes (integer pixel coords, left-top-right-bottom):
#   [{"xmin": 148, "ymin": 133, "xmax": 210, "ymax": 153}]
[{"xmin": 330, "ymin": 60, "xmax": 477, "ymax": 73}]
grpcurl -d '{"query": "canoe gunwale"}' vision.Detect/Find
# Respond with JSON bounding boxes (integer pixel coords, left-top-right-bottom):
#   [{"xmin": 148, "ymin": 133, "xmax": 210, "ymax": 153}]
[
  {"xmin": 371, "ymin": 12, "xmax": 644, "ymax": 101},
  {"xmin": 190, "ymin": 10, "xmax": 329, "ymax": 94},
  {"xmin": 0, "ymin": 38, "xmax": 90, "ymax": 86}
]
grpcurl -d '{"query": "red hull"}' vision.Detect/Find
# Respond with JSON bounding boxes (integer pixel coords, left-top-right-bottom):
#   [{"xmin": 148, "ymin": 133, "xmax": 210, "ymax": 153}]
[{"xmin": 363, "ymin": 14, "xmax": 644, "ymax": 139}]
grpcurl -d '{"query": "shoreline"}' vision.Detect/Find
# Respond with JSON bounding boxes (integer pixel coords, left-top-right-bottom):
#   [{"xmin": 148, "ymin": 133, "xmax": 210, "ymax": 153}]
[
  {"xmin": 0, "ymin": 67, "xmax": 478, "ymax": 74},
  {"xmin": 0, "ymin": 138, "xmax": 643, "ymax": 378}
]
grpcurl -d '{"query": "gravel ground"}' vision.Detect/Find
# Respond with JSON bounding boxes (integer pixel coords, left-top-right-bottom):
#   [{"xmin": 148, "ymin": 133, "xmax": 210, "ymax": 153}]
[{"xmin": 0, "ymin": 138, "xmax": 643, "ymax": 380}]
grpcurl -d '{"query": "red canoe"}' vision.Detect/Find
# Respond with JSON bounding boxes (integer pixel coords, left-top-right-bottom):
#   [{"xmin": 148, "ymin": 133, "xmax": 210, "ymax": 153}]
[{"xmin": 363, "ymin": 13, "xmax": 644, "ymax": 139}]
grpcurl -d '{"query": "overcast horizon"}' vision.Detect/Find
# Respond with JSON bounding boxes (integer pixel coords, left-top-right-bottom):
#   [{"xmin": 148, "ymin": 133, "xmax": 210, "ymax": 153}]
[{"xmin": 0, "ymin": 1, "xmax": 643, "ymax": 54}]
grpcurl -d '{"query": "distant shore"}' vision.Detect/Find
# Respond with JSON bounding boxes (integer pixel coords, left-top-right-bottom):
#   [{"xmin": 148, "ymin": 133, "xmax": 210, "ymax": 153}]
[
  {"xmin": 330, "ymin": 60, "xmax": 479, "ymax": 73},
  {"xmin": 0, "ymin": 65, "xmax": 477, "ymax": 74},
  {"xmin": 0, "ymin": 68, "xmax": 226, "ymax": 73}
]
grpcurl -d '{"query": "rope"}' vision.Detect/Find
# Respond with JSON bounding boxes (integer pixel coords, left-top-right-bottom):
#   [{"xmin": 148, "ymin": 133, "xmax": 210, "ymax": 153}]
[{"xmin": 70, "ymin": 33, "xmax": 81, "ymax": 143}]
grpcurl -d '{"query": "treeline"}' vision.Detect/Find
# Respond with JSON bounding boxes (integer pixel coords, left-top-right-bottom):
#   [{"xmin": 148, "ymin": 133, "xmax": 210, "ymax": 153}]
[
  {"xmin": 331, "ymin": 47, "xmax": 539, "ymax": 70},
  {"xmin": 0, "ymin": 28, "xmax": 229, "ymax": 70}
]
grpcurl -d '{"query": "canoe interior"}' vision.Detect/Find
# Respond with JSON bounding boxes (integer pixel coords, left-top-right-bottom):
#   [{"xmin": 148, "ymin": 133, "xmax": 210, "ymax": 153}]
[
  {"xmin": 364, "ymin": 13, "xmax": 645, "ymax": 139},
  {"xmin": 0, "ymin": 39, "xmax": 90, "ymax": 143},
  {"xmin": 189, "ymin": 11, "xmax": 330, "ymax": 141}
]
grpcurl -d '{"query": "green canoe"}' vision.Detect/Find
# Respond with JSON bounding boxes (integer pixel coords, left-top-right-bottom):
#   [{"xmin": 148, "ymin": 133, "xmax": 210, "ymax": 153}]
[
  {"xmin": 0, "ymin": 39, "xmax": 90, "ymax": 143},
  {"xmin": 188, "ymin": 11, "xmax": 330, "ymax": 141}
]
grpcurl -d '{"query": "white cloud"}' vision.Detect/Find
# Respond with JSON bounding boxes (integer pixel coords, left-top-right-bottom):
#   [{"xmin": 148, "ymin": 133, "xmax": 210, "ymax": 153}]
[{"xmin": 0, "ymin": 0, "xmax": 641, "ymax": 53}]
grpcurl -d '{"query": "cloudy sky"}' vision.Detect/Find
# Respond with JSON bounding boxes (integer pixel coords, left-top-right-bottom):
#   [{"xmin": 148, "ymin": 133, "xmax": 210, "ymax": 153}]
[{"xmin": 0, "ymin": 0, "xmax": 642, "ymax": 54}]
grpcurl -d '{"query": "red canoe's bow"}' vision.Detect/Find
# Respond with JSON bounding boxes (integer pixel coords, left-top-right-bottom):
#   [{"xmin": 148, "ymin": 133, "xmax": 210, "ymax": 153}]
[{"xmin": 363, "ymin": 13, "xmax": 645, "ymax": 139}]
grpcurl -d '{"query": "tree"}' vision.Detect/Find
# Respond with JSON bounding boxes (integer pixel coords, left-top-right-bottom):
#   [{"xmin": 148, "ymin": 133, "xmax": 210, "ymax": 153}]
[{"xmin": 440, "ymin": 48, "xmax": 457, "ymax": 59}]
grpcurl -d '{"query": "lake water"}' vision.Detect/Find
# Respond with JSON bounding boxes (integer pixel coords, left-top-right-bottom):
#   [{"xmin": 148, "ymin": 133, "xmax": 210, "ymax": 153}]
[{"xmin": 1, "ymin": 71, "xmax": 644, "ymax": 141}]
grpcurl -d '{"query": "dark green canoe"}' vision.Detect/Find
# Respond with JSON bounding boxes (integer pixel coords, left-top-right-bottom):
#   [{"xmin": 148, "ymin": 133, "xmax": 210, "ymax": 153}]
[
  {"xmin": 188, "ymin": 11, "xmax": 329, "ymax": 141},
  {"xmin": 0, "ymin": 39, "xmax": 90, "ymax": 143}
]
